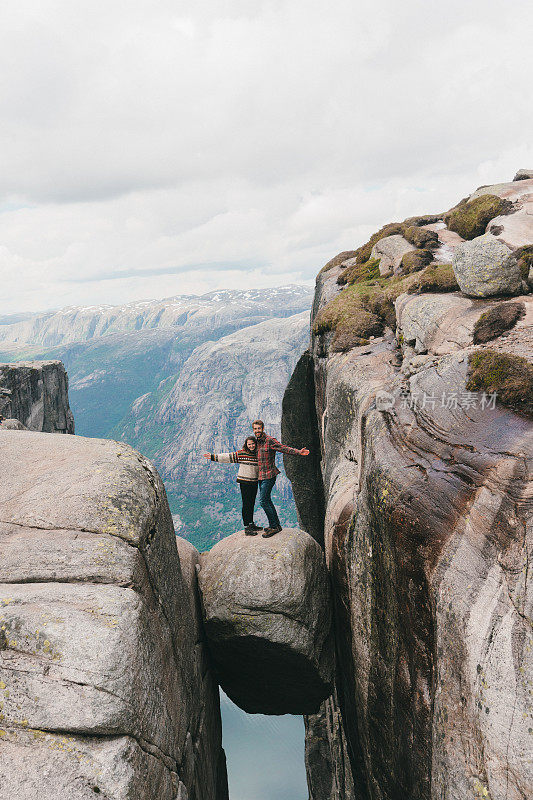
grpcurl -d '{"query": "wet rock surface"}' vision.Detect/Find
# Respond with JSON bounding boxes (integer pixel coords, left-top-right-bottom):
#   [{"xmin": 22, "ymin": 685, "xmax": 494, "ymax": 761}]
[
  {"xmin": 0, "ymin": 430, "xmax": 227, "ymax": 800},
  {"xmin": 197, "ymin": 527, "xmax": 334, "ymax": 715},
  {"xmin": 0, "ymin": 360, "xmax": 74, "ymax": 433}
]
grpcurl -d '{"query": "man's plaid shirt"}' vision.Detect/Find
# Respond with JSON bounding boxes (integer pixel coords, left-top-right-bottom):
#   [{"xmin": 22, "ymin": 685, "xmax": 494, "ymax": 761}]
[{"xmin": 256, "ymin": 433, "xmax": 301, "ymax": 480}]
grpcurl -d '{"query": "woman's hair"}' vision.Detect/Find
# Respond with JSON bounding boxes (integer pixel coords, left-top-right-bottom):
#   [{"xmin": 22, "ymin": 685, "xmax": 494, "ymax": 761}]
[{"xmin": 242, "ymin": 436, "xmax": 257, "ymax": 453}]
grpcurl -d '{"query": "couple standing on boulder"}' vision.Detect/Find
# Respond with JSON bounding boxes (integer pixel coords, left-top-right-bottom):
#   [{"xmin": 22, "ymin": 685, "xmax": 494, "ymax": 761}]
[{"xmin": 203, "ymin": 419, "xmax": 309, "ymax": 537}]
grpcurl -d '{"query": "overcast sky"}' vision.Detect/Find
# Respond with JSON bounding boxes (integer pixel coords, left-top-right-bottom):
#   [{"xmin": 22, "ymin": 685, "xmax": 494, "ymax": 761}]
[{"xmin": 1, "ymin": 0, "xmax": 532, "ymax": 313}]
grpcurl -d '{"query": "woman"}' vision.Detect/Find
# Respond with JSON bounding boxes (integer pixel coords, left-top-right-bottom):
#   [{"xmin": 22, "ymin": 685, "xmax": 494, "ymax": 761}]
[{"xmin": 203, "ymin": 436, "xmax": 262, "ymax": 535}]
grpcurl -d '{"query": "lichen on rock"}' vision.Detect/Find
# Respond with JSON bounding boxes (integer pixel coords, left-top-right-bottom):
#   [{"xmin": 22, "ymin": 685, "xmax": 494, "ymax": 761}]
[{"xmin": 452, "ymin": 233, "xmax": 522, "ymax": 297}]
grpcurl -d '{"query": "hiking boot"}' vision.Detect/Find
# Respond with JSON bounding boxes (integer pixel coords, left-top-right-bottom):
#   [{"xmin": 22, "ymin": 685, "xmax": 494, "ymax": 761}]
[
  {"xmin": 244, "ymin": 524, "xmax": 258, "ymax": 536},
  {"xmin": 249, "ymin": 523, "xmax": 263, "ymax": 531},
  {"xmin": 262, "ymin": 526, "xmax": 282, "ymax": 537}
]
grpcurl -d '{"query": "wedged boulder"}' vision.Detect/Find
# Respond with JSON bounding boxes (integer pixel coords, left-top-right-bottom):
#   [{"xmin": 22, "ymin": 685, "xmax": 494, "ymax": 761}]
[
  {"xmin": 0, "ymin": 430, "xmax": 227, "ymax": 800},
  {"xmin": 452, "ymin": 233, "xmax": 522, "ymax": 296},
  {"xmin": 197, "ymin": 528, "xmax": 334, "ymax": 715},
  {"xmin": 370, "ymin": 234, "xmax": 414, "ymax": 276}
]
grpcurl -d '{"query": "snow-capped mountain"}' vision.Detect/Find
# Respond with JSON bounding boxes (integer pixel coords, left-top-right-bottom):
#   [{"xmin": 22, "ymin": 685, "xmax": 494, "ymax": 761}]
[{"xmin": 0, "ymin": 285, "xmax": 313, "ymax": 347}]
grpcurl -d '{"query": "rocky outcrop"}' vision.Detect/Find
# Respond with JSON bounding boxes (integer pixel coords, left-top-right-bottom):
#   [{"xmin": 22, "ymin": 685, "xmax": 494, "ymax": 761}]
[
  {"xmin": 0, "ymin": 418, "xmax": 27, "ymax": 430},
  {"xmin": 370, "ymin": 235, "xmax": 414, "ymax": 277},
  {"xmin": 283, "ymin": 173, "xmax": 533, "ymax": 800},
  {"xmin": 0, "ymin": 430, "xmax": 227, "ymax": 800},
  {"xmin": 513, "ymin": 169, "xmax": 533, "ymax": 181},
  {"xmin": 471, "ymin": 177, "xmax": 533, "ymax": 250},
  {"xmin": 197, "ymin": 528, "xmax": 334, "ymax": 715},
  {"xmin": 452, "ymin": 233, "xmax": 522, "ymax": 297},
  {"xmin": 0, "ymin": 360, "xmax": 74, "ymax": 433}
]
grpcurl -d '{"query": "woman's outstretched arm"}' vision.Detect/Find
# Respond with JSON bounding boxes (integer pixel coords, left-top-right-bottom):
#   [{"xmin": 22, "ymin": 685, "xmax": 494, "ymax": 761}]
[{"xmin": 202, "ymin": 452, "xmax": 239, "ymax": 463}]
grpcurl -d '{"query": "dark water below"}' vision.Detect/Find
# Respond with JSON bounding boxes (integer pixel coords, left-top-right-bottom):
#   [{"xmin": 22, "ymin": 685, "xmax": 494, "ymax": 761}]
[{"xmin": 220, "ymin": 692, "xmax": 307, "ymax": 799}]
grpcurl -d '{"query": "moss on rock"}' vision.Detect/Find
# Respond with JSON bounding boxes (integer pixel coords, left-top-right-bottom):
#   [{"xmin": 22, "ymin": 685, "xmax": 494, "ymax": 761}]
[
  {"xmin": 402, "ymin": 213, "xmax": 443, "ymax": 227},
  {"xmin": 331, "ymin": 327, "xmax": 372, "ymax": 352},
  {"xmin": 314, "ymin": 261, "xmax": 460, "ymax": 352},
  {"xmin": 338, "ymin": 215, "xmax": 446, "ymax": 285},
  {"xmin": 402, "ymin": 226, "xmax": 439, "ymax": 249},
  {"xmin": 313, "ymin": 283, "xmax": 385, "ymax": 337},
  {"xmin": 319, "ymin": 250, "xmax": 358, "ymax": 275},
  {"xmin": 406, "ymin": 263, "xmax": 459, "ymax": 294},
  {"xmin": 337, "ymin": 256, "xmax": 383, "ymax": 286},
  {"xmin": 400, "ymin": 249, "xmax": 435, "ymax": 274},
  {"xmin": 353, "ymin": 223, "xmax": 405, "ymax": 265},
  {"xmin": 444, "ymin": 195, "xmax": 513, "ymax": 240},
  {"xmin": 513, "ymin": 245, "xmax": 533, "ymax": 280},
  {"xmin": 467, "ymin": 349, "xmax": 533, "ymax": 415},
  {"xmin": 473, "ymin": 303, "xmax": 525, "ymax": 344}
]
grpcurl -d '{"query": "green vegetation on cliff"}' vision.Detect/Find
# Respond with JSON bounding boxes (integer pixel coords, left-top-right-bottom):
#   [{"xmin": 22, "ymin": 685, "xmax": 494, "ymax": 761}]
[
  {"xmin": 444, "ymin": 194, "xmax": 512, "ymax": 239},
  {"xmin": 467, "ymin": 349, "xmax": 533, "ymax": 415},
  {"xmin": 514, "ymin": 244, "xmax": 533, "ymax": 279},
  {"xmin": 313, "ymin": 263, "xmax": 458, "ymax": 350},
  {"xmin": 400, "ymin": 248, "xmax": 434, "ymax": 273},
  {"xmin": 473, "ymin": 303, "xmax": 525, "ymax": 344},
  {"xmin": 337, "ymin": 215, "xmax": 442, "ymax": 285}
]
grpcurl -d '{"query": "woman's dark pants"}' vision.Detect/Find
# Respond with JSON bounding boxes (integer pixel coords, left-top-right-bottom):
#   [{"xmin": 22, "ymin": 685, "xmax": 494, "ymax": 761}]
[
  {"xmin": 239, "ymin": 481, "xmax": 258, "ymax": 526},
  {"xmin": 258, "ymin": 477, "xmax": 281, "ymax": 528}
]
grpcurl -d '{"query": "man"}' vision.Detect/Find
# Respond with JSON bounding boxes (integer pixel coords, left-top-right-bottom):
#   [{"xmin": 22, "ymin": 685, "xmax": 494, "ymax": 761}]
[{"xmin": 252, "ymin": 419, "xmax": 309, "ymax": 537}]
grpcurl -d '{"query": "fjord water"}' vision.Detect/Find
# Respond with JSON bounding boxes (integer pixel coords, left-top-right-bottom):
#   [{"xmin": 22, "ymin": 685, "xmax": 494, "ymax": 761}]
[{"xmin": 220, "ymin": 692, "xmax": 307, "ymax": 799}]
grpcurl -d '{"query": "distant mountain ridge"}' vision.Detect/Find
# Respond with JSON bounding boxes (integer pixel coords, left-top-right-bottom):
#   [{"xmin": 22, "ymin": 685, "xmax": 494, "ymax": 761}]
[{"xmin": 0, "ymin": 285, "xmax": 312, "ymax": 348}]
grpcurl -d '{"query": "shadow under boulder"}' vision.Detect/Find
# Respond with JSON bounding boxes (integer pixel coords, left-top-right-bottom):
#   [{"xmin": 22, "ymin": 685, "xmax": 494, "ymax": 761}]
[{"xmin": 197, "ymin": 528, "xmax": 334, "ymax": 715}]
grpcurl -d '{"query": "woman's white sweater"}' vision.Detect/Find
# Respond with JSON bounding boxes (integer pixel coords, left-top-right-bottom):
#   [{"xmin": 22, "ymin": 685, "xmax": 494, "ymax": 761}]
[{"xmin": 210, "ymin": 450, "xmax": 259, "ymax": 483}]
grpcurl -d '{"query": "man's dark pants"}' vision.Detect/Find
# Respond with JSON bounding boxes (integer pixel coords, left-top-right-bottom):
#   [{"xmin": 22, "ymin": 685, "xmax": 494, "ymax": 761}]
[{"xmin": 258, "ymin": 477, "xmax": 281, "ymax": 528}]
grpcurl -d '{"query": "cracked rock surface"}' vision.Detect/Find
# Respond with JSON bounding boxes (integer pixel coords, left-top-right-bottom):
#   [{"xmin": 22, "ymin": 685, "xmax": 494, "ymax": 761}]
[
  {"xmin": 0, "ymin": 430, "xmax": 228, "ymax": 800},
  {"xmin": 197, "ymin": 527, "xmax": 334, "ymax": 715}
]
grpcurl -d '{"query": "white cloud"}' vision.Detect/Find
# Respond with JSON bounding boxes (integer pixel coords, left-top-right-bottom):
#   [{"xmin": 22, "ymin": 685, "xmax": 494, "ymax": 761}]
[{"xmin": 0, "ymin": 0, "xmax": 532, "ymax": 312}]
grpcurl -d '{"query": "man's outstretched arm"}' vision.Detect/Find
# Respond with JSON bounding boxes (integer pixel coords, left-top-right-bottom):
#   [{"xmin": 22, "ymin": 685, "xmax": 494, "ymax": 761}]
[{"xmin": 269, "ymin": 437, "xmax": 309, "ymax": 456}]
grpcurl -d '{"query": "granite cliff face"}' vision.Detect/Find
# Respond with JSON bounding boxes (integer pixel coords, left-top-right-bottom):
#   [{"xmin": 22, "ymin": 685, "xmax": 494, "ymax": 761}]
[
  {"xmin": 283, "ymin": 173, "xmax": 533, "ymax": 800},
  {"xmin": 0, "ymin": 431, "xmax": 228, "ymax": 800},
  {"xmin": 0, "ymin": 360, "xmax": 74, "ymax": 433}
]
